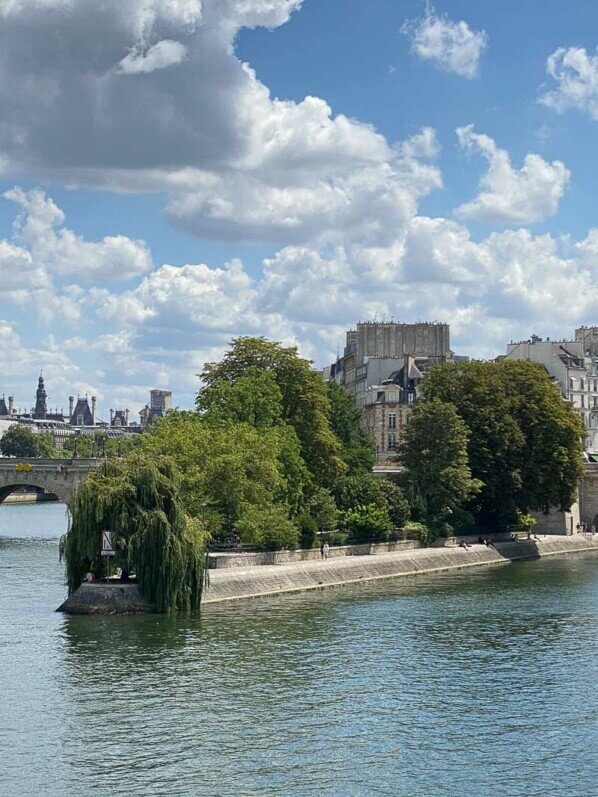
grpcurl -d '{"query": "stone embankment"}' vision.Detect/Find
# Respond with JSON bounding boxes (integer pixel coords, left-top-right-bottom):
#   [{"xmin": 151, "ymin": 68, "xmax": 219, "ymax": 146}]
[
  {"xmin": 57, "ymin": 582, "xmax": 154, "ymax": 614},
  {"xmin": 58, "ymin": 535, "xmax": 598, "ymax": 614},
  {"xmin": 202, "ymin": 535, "xmax": 598, "ymax": 604}
]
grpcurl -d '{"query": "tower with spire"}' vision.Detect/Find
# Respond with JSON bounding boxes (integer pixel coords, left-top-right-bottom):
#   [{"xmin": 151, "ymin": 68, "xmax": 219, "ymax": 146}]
[{"xmin": 33, "ymin": 373, "xmax": 48, "ymax": 420}]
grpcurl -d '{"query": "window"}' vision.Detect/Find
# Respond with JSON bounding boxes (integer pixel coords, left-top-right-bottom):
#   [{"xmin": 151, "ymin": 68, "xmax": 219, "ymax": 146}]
[
  {"xmin": 387, "ymin": 433, "xmax": 397, "ymax": 451},
  {"xmin": 388, "ymin": 412, "xmax": 396, "ymax": 430}
]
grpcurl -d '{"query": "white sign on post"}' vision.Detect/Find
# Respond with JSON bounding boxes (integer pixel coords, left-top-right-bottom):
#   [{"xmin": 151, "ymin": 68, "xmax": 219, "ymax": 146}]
[{"xmin": 101, "ymin": 529, "xmax": 115, "ymax": 557}]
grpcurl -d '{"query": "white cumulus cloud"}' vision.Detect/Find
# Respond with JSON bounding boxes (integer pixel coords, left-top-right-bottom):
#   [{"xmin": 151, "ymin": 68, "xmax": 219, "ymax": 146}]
[
  {"xmin": 540, "ymin": 46, "xmax": 598, "ymax": 120},
  {"xmin": 455, "ymin": 125, "xmax": 570, "ymax": 224},
  {"xmin": 4, "ymin": 187, "xmax": 152, "ymax": 281},
  {"xmin": 401, "ymin": 3, "xmax": 487, "ymax": 79}
]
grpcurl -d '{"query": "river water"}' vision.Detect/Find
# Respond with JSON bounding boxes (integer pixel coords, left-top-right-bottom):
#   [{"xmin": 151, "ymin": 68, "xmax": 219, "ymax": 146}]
[{"xmin": 1, "ymin": 503, "xmax": 597, "ymax": 797}]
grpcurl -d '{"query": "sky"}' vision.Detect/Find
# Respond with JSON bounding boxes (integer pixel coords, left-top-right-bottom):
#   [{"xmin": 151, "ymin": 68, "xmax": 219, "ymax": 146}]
[{"xmin": 1, "ymin": 0, "xmax": 598, "ymax": 418}]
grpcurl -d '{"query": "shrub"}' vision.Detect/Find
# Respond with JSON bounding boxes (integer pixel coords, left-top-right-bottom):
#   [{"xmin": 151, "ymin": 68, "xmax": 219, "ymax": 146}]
[
  {"xmin": 296, "ymin": 513, "xmax": 318, "ymax": 549},
  {"xmin": 343, "ymin": 503, "xmax": 392, "ymax": 544},
  {"xmin": 235, "ymin": 505, "xmax": 299, "ymax": 551},
  {"xmin": 403, "ymin": 521, "xmax": 438, "ymax": 546},
  {"xmin": 514, "ymin": 510, "xmax": 537, "ymax": 531},
  {"xmin": 325, "ymin": 531, "xmax": 349, "ymax": 547},
  {"xmin": 432, "ymin": 521, "xmax": 454, "ymax": 538}
]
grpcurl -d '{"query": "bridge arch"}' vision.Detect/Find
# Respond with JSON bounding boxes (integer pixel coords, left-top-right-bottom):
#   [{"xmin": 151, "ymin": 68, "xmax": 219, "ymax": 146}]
[{"xmin": 0, "ymin": 480, "xmax": 71, "ymax": 505}]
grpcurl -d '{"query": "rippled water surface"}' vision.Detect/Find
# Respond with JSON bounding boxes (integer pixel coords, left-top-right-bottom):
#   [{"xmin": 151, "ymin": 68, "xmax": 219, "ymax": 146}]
[{"xmin": 1, "ymin": 504, "xmax": 597, "ymax": 797}]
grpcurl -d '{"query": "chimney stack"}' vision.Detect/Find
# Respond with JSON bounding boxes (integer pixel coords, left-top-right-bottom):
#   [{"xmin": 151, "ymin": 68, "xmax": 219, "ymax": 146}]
[
  {"xmin": 8, "ymin": 396, "xmax": 13, "ymax": 415},
  {"xmin": 110, "ymin": 409, "xmax": 114, "ymax": 424},
  {"xmin": 91, "ymin": 396, "xmax": 96, "ymax": 426},
  {"xmin": 125, "ymin": 408, "xmax": 129, "ymax": 426},
  {"xmin": 69, "ymin": 396, "xmax": 74, "ymax": 420}
]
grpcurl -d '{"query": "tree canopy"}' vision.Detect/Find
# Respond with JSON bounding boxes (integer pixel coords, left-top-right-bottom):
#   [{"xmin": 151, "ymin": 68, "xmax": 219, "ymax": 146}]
[
  {"xmin": 419, "ymin": 360, "xmax": 585, "ymax": 528},
  {"xmin": 0, "ymin": 425, "xmax": 55, "ymax": 458},
  {"xmin": 200, "ymin": 337, "xmax": 344, "ymax": 482},
  {"xmin": 399, "ymin": 398, "xmax": 482, "ymax": 529},
  {"xmin": 327, "ymin": 381, "xmax": 375, "ymax": 472},
  {"xmin": 62, "ymin": 455, "xmax": 207, "ymax": 612}
]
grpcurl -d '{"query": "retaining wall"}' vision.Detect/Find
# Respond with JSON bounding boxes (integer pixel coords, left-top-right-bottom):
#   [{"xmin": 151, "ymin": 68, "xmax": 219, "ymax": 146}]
[{"xmin": 203, "ymin": 536, "xmax": 598, "ymax": 604}]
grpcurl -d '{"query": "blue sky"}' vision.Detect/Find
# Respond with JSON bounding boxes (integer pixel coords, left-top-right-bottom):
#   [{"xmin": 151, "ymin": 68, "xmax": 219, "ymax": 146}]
[{"xmin": 0, "ymin": 0, "xmax": 597, "ymax": 415}]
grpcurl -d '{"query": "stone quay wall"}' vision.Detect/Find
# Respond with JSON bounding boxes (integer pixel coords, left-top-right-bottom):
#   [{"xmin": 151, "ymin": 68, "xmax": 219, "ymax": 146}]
[{"xmin": 202, "ymin": 535, "xmax": 598, "ymax": 605}]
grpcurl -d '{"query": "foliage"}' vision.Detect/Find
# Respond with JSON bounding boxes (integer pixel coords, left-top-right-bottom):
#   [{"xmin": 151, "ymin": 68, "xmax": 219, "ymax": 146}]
[
  {"xmin": 140, "ymin": 411, "xmax": 309, "ymax": 543},
  {"xmin": 61, "ymin": 455, "xmax": 207, "ymax": 612},
  {"xmin": 296, "ymin": 513, "xmax": 318, "ymax": 549},
  {"xmin": 325, "ymin": 530, "xmax": 349, "ymax": 547},
  {"xmin": 197, "ymin": 367, "xmax": 283, "ymax": 428},
  {"xmin": 234, "ymin": 504, "xmax": 298, "ymax": 551},
  {"xmin": 450, "ymin": 507, "xmax": 476, "ymax": 534},
  {"xmin": 343, "ymin": 503, "xmax": 392, "ymax": 543},
  {"xmin": 103, "ymin": 434, "xmax": 142, "ymax": 458},
  {"xmin": 327, "ymin": 381, "xmax": 375, "ymax": 472},
  {"xmin": 403, "ymin": 521, "xmax": 437, "ymax": 546},
  {"xmin": 421, "ymin": 360, "xmax": 585, "ymax": 528},
  {"xmin": 332, "ymin": 473, "xmax": 410, "ymax": 528},
  {"xmin": 308, "ymin": 486, "xmax": 338, "ymax": 532},
  {"xmin": 0, "ymin": 424, "xmax": 55, "ymax": 458},
  {"xmin": 63, "ymin": 434, "xmax": 94, "ymax": 458},
  {"xmin": 200, "ymin": 337, "xmax": 344, "ymax": 483},
  {"xmin": 513, "ymin": 510, "xmax": 537, "ymax": 531},
  {"xmin": 399, "ymin": 399, "xmax": 482, "ymax": 526},
  {"xmin": 35, "ymin": 433, "xmax": 57, "ymax": 458}
]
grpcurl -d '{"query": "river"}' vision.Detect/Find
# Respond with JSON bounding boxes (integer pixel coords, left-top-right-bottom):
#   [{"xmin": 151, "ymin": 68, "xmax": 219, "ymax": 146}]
[{"xmin": 1, "ymin": 503, "xmax": 597, "ymax": 797}]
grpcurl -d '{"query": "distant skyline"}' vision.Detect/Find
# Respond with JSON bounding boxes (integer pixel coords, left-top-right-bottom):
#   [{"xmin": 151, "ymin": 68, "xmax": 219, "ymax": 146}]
[{"xmin": 1, "ymin": 1, "xmax": 598, "ymax": 411}]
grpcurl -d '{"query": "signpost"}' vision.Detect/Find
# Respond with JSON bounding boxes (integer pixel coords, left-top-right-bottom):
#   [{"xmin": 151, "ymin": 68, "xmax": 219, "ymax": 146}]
[{"xmin": 101, "ymin": 530, "xmax": 115, "ymax": 580}]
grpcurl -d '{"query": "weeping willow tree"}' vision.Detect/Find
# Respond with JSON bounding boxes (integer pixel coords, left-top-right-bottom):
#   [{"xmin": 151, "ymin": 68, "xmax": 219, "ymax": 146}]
[{"xmin": 61, "ymin": 454, "xmax": 208, "ymax": 613}]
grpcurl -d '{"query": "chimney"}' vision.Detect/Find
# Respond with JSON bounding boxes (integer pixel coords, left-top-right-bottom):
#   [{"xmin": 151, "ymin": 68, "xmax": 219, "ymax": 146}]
[
  {"xmin": 125, "ymin": 408, "xmax": 129, "ymax": 426},
  {"xmin": 8, "ymin": 396, "xmax": 13, "ymax": 415},
  {"xmin": 91, "ymin": 396, "xmax": 96, "ymax": 426},
  {"xmin": 110, "ymin": 409, "xmax": 114, "ymax": 424},
  {"xmin": 69, "ymin": 396, "xmax": 74, "ymax": 420}
]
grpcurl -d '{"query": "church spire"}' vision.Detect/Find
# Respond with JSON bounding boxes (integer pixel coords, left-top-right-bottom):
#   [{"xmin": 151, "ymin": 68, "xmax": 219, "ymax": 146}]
[{"xmin": 33, "ymin": 372, "xmax": 47, "ymax": 420}]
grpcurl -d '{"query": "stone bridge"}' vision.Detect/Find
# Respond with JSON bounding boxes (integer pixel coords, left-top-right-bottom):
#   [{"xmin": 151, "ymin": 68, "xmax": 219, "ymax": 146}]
[{"xmin": 0, "ymin": 458, "xmax": 100, "ymax": 505}]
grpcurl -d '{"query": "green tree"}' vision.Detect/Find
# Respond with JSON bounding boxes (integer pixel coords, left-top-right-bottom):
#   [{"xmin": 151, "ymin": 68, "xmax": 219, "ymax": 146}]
[
  {"xmin": 104, "ymin": 435, "xmax": 142, "ymax": 458},
  {"xmin": 36, "ymin": 433, "xmax": 57, "ymax": 458},
  {"xmin": 200, "ymin": 337, "xmax": 344, "ymax": 482},
  {"xmin": 343, "ymin": 503, "xmax": 392, "ymax": 543},
  {"xmin": 139, "ymin": 411, "xmax": 310, "ymax": 544},
  {"xmin": 327, "ymin": 381, "xmax": 375, "ymax": 472},
  {"xmin": 308, "ymin": 486, "xmax": 338, "ymax": 532},
  {"xmin": 421, "ymin": 360, "xmax": 585, "ymax": 528},
  {"xmin": 197, "ymin": 367, "xmax": 283, "ymax": 428},
  {"xmin": 0, "ymin": 425, "xmax": 55, "ymax": 457},
  {"xmin": 61, "ymin": 455, "xmax": 207, "ymax": 612},
  {"xmin": 399, "ymin": 399, "xmax": 482, "ymax": 529},
  {"xmin": 63, "ymin": 433, "xmax": 94, "ymax": 458},
  {"xmin": 332, "ymin": 473, "xmax": 410, "ymax": 528},
  {"xmin": 234, "ymin": 504, "xmax": 298, "ymax": 551}
]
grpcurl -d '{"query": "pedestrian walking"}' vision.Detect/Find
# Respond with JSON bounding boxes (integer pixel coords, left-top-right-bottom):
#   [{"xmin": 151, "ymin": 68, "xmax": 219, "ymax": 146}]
[{"xmin": 323, "ymin": 541, "xmax": 330, "ymax": 560}]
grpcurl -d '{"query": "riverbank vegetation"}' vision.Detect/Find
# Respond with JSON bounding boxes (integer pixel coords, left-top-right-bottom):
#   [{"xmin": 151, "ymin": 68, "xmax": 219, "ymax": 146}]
[
  {"xmin": 62, "ymin": 455, "xmax": 206, "ymax": 612},
  {"xmin": 61, "ymin": 338, "xmax": 585, "ymax": 610},
  {"xmin": 399, "ymin": 360, "xmax": 585, "ymax": 533}
]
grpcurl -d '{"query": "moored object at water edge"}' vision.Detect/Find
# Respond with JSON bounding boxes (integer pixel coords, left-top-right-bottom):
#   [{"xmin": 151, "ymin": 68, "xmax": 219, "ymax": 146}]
[{"xmin": 57, "ymin": 582, "xmax": 155, "ymax": 615}]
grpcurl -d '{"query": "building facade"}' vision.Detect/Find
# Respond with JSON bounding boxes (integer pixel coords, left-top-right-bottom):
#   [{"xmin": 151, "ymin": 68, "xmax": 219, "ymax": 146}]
[
  {"xmin": 505, "ymin": 332, "xmax": 598, "ymax": 454},
  {"xmin": 326, "ymin": 321, "xmax": 453, "ymax": 463}
]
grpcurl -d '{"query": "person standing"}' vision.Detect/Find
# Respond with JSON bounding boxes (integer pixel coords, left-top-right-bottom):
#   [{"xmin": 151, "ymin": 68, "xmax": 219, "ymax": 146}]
[{"xmin": 323, "ymin": 541, "xmax": 330, "ymax": 560}]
